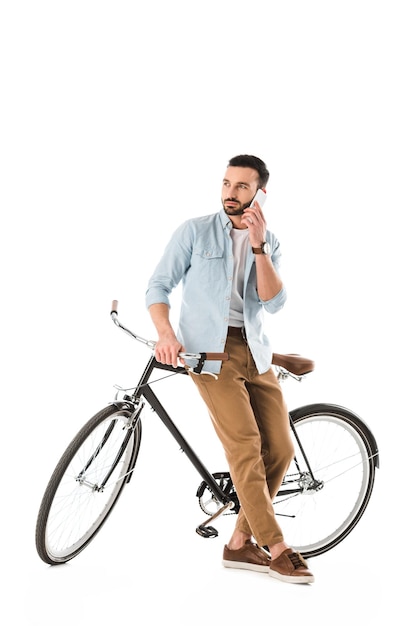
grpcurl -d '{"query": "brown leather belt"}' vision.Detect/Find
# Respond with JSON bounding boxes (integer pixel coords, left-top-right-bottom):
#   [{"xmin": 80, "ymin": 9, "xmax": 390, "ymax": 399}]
[{"xmin": 227, "ymin": 326, "xmax": 245, "ymax": 337}]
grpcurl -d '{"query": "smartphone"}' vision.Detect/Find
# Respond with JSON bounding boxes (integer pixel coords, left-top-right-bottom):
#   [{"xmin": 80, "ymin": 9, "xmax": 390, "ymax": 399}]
[{"xmin": 250, "ymin": 188, "xmax": 267, "ymax": 208}]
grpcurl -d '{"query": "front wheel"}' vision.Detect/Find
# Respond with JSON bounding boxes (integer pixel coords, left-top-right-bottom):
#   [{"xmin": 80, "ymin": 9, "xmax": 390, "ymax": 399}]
[
  {"xmin": 275, "ymin": 403, "xmax": 379, "ymax": 558},
  {"xmin": 35, "ymin": 404, "xmax": 141, "ymax": 565}
]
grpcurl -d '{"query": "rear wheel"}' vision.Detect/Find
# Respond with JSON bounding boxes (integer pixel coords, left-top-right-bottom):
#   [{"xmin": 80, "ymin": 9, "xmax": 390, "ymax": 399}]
[
  {"xmin": 35, "ymin": 404, "xmax": 141, "ymax": 564},
  {"xmin": 276, "ymin": 403, "xmax": 378, "ymax": 558}
]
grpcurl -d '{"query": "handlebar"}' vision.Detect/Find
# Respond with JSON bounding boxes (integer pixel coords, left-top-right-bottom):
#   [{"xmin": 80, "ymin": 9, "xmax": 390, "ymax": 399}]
[
  {"xmin": 110, "ymin": 300, "xmax": 314, "ymax": 377},
  {"xmin": 110, "ymin": 300, "xmax": 229, "ymax": 363}
]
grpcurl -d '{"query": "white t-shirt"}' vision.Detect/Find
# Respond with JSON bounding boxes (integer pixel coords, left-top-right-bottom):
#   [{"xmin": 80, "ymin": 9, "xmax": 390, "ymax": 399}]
[{"xmin": 229, "ymin": 228, "xmax": 249, "ymax": 327}]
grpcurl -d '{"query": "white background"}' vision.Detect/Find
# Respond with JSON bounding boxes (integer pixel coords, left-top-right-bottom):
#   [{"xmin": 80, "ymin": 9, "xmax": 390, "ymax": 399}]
[{"xmin": 1, "ymin": 1, "xmax": 417, "ymax": 624}]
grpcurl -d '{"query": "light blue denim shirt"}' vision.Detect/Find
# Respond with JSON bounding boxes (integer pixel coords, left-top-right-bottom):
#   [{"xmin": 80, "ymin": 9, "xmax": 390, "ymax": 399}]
[{"xmin": 145, "ymin": 208, "xmax": 287, "ymax": 374}]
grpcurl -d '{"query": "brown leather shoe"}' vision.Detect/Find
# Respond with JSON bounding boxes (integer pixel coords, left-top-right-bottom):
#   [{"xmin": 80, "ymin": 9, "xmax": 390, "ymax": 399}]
[
  {"xmin": 222, "ymin": 540, "xmax": 271, "ymax": 573},
  {"xmin": 269, "ymin": 548, "xmax": 314, "ymax": 583}
]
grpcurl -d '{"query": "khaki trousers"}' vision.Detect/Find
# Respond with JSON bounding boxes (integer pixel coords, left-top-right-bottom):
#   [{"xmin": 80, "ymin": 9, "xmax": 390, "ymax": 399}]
[{"xmin": 191, "ymin": 331, "xmax": 294, "ymax": 547}]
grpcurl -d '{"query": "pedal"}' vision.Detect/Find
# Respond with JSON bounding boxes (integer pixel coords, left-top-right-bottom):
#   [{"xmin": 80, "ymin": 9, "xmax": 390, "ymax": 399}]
[
  {"xmin": 195, "ymin": 500, "xmax": 234, "ymax": 538},
  {"xmin": 196, "ymin": 524, "xmax": 218, "ymax": 538}
]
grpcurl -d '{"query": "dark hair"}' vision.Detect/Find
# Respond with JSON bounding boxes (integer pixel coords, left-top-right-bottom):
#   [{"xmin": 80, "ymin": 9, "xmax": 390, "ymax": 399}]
[{"xmin": 227, "ymin": 154, "xmax": 270, "ymax": 188}]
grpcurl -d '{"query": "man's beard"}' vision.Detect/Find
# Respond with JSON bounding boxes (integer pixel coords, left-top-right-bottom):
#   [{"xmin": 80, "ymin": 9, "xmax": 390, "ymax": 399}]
[{"xmin": 222, "ymin": 198, "xmax": 253, "ymax": 216}]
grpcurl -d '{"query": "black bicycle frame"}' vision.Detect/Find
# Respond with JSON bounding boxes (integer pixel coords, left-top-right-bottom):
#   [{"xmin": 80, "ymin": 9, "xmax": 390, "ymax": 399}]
[{"xmin": 130, "ymin": 355, "xmax": 231, "ymax": 506}]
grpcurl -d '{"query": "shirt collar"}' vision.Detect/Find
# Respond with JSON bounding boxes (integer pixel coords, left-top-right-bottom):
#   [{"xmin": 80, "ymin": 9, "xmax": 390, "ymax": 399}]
[{"xmin": 218, "ymin": 207, "xmax": 233, "ymax": 231}]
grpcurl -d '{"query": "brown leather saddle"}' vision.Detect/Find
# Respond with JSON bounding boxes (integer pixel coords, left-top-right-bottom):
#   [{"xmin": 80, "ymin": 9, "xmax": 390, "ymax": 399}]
[{"xmin": 272, "ymin": 353, "xmax": 314, "ymax": 376}]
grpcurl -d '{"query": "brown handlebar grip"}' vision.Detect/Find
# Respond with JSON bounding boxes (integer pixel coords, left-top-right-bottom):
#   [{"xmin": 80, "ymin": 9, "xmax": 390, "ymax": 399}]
[
  {"xmin": 205, "ymin": 352, "xmax": 229, "ymax": 361},
  {"xmin": 111, "ymin": 300, "xmax": 119, "ymax": 313}
]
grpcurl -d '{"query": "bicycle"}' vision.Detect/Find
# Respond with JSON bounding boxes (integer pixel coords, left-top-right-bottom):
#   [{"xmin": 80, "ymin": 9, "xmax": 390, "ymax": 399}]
[{"xmin": 35, "ymin": 301, "xmax": 380, "ymax": 565}]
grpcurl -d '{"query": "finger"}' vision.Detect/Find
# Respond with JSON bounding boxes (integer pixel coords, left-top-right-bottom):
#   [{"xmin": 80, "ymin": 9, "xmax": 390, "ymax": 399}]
[{"xmin": 242, "ymin": 210, "xmax": 256, "ymax": 224}]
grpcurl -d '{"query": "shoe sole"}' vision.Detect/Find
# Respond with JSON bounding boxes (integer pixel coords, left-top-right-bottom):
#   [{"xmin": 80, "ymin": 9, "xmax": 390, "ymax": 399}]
[
  {"xmin": 269, "ymin": 569, "xmax": 314, "ymax": 584},
  {"xmin": 222, "ymin": 559, "xmax": 270, "ymax": 573}
]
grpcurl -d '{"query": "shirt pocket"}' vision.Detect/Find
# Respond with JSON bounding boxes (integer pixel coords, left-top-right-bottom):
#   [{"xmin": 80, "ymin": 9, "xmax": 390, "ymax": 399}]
[{"xmin": 192, "ymin": 244, "xmax": 225, "ymax": 285}]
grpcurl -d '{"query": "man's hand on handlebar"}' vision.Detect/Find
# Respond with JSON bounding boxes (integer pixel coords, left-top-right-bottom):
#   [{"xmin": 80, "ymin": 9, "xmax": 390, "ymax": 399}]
[{"xmin": 154, "ymin": 334, "xmax": 185, "ymax": 368}]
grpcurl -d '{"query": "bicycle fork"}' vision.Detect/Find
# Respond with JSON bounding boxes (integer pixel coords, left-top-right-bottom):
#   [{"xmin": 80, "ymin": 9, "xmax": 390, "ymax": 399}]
[{"xmin": 76, "ymin": 403, "xmax": 142, "ymax": 492}]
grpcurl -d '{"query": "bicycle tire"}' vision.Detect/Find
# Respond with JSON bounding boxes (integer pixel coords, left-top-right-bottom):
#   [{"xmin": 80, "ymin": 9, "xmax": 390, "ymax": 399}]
[
  {"xmin": 275, "ymin": 403, "xmax": 378, "ymax": 558},
  {"xmin": 35, "ymin": 404, "xmax": 141, "ymax": 565}
]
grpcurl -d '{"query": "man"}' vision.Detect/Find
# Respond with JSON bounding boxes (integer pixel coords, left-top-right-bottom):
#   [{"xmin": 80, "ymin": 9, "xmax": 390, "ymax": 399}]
[{"xmin": 145, "ymin": 155, "xmax": 314, "ymax": 583}]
